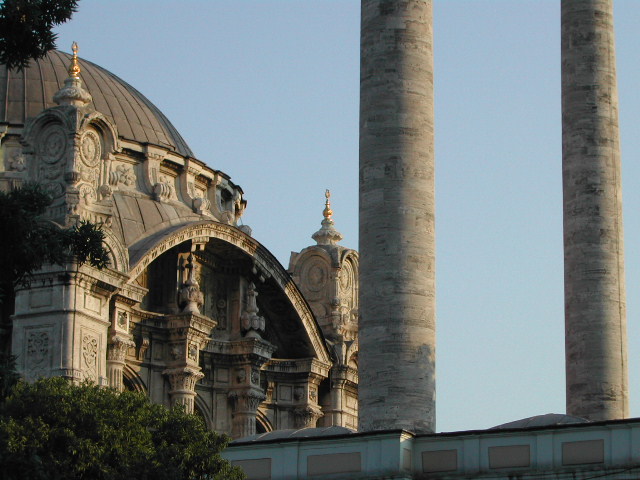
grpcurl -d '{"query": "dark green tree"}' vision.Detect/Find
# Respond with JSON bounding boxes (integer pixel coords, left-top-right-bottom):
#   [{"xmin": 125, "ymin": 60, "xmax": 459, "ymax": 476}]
[
  {"xmin": 0, "ymin": 377, "xmax": 245, "ymax": 479},
  {"xmin": 0, "ymin": 183, "xmax": 109, "ymax": 350},
  {"xmin": 0, "ymin": 182, "xmax": 109, "ymax": 296},
  {"xmin": 0, "ymin": 0, "xmax": 79, "ymax": 70},
  {"xmin": 0, "ymin": 354, "xmax": 19, "ymax": 402}
]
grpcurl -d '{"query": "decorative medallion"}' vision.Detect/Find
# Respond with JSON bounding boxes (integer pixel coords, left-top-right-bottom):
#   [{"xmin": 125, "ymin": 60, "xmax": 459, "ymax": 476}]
[
  {"xmin": 306, "ymin": 260, "xmax": 327, "ymax": 292},
  {"xmin": 80, "ymin": 130, "xmax": 101, "ymax": 167},
  {"xmin": 40, "ymin": 126, "xmax": 66, "ymax": 164}
]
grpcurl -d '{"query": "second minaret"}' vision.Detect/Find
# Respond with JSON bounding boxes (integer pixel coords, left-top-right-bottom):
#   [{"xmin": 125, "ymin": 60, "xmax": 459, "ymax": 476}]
[
  {"xmin": 562, "ymin": 0, "xmax": 628, "ymax": 421},
  {"xmin": 359, "ymin": 0, "xmax": 436, "ymax": 432}
]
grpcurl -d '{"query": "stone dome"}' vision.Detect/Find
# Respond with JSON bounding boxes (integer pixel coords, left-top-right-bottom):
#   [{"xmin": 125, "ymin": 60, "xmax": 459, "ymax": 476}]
[{"xmin": 0, "ymin": 50, "xmax": 193, "ymax": 158}]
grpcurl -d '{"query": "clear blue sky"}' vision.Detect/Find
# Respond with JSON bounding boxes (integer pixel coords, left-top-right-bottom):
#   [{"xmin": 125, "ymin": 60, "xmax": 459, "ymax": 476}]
[{"xmin": 55, "ymin": 0, "xmax": 640, "ymax": 433}]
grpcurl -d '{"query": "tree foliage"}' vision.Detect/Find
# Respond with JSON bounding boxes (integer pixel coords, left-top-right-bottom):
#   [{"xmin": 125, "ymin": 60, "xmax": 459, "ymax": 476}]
[
  {"xmin": 0, "ymin": 182, "xmax": 110, "ymax": 301},
  {"xmin": 0, "ymin": 377, "xmax": 245, "ymax": 480},
  {"xmin": 0, "ymin": 0, "xmax": 79, "ymax": 70}
]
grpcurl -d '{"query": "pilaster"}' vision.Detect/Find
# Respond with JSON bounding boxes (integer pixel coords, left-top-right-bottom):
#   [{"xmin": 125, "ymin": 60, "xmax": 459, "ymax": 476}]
[{"xmin": 162, "ymin": 312, "xmax": 216, "ymax": 412}]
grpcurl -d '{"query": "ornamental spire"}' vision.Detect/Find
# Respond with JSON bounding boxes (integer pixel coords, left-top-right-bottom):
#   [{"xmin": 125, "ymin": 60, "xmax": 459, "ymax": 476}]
[
  {"xmin": 53, "ymin": 42, "xmax": 92, "ymax": 107},
  {"xmin": 68, "ymin": 41, "xmax": 81, "ymax": 78},
  {"xmin": 312, "ymin": 189, "xmax": 343, "ymax": 246},
  {"xmin": 323, "ymin": 189, "xmax": 333, "ymax": 220}
]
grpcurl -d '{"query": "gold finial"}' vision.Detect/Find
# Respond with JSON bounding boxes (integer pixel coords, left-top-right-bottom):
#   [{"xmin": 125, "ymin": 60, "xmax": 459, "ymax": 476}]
[
  {"xmin": 323, "ymin": 189, "xmax": 333, "ymax": 219},
  {"xmin": 68, "ymin": 42, "xmax": 81, "ymax": 78}
]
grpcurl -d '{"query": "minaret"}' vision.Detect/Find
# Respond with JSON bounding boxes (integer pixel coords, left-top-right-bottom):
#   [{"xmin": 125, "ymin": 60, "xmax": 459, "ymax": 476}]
[
  {"xmin": 359, "ymin": 0, "xmax": 435, "ymax": 432},
  {"xmin": 562, "ymin": 0, "xmax": 628, "ymax": 420}
]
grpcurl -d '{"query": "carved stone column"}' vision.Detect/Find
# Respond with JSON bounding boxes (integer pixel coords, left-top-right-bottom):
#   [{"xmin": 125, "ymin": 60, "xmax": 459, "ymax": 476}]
[
  {"xmin": 165, "ymin": 367, "xmax": 205, "ymax": 412},
  {"xmin": 327, "ymin": 375, "xmax": 348, "ymax": 427},
  {"xmin": 293, "ymin": 405, "xmax": 323, "ymax": 429},
  {"xmin": 228, "ymin": 389, "xmax": 265, "ymax": 438},
  {"xmin": 162, "ymin": 312, "xmax": 216, "ymax": 413},
  {"xmin": 210, "ymin": 337, "xmax": 276, "ymax": 438},
  {"xmin": 106, "ymin": 334, "xmax": 134, "ymax": 391}
]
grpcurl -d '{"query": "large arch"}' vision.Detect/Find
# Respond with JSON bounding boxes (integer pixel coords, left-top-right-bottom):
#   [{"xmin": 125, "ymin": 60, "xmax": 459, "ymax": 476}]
[{"xmin": 125, "ymin": 221, "xmax": 331, "ymax": 365}]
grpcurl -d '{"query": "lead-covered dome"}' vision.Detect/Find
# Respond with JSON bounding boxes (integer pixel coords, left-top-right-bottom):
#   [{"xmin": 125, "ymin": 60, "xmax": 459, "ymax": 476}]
[{"xmin": 0, "ymin": 50, "xmax": 193, "ymax": 157}]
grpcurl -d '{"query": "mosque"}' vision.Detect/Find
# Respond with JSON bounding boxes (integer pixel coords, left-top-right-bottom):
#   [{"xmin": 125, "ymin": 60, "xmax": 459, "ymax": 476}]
[
  {"xmin": 2, "ymin": 0, "xmax": 640, "ymax": 479},
  {"xmin": 0, "ymin": 43, "xmax": 359, "ymax": 438}
]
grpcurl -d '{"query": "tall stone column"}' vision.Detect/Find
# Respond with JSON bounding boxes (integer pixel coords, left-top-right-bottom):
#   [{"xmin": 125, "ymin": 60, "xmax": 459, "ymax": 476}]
[
  {"xmin": 562, "ymin": 0, "xmax": 628, "ymax": 421},
  {"xmin": 359, "ymin": 0, "xmax": 435, "ymax": 432},
  {"xmin": 106, "ymin": 334, "xmax": 134, "ymax": 391}
]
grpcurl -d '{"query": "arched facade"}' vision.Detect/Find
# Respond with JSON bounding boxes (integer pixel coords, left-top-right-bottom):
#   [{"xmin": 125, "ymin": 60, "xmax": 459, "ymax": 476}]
[{"xmin": 1, "ymin": 49, "xmax": 358, "ymax": 439}]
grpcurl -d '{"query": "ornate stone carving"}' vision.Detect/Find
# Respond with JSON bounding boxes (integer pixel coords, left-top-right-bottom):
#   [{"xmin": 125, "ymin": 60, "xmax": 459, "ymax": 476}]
[
  {"xmin": 216, "ymin": 296, "xmax": 227, "ymax": 330},
  {"xmin": 137, "ymin": 334, "xmax": 150, "ymax": 361},
  {"xmin": 79, "ymin": 130, "xmax": 101, "ymax": 167},
  {"xmin": 107, "ymin": 334, "xmax": 134, "ymax": 363},
  {"xmin": 193, "ymin": 195, "xmax": 211, "ymax": 215},
  {"xmin": 165, "ymin": 367, "xmax": 204, "ymax": 393},
  {"xmin": 79, "ymin": 161, "xmax": 98, "ymax": 182},
  {"xmin": 82, "ymin": 333, "xmax": 98, "ymax": 381},
  {"xmin": 79, "ymin": 183, "xmax": 97, "ymax": 205},
  {"xmin": 170, "ymin": 345, "xmax": 184, "ymax": 360},
  {"xmin": 307, "ymin": 261, "xmax": 328, "ymax": 292},
  {"xmin": 39, "ymin": 125, "xmax": 66, "ymax": 164},
  {"xmin": 293, "ymin": 406, "xmax": 323, "ymax": 429},
  {"xmin": 228, "ymin": 390, "xmax": 265, "ymax": 412},
  {"xmin": 26, "ymin": 330, "xmax": 50, "ymax": 376},
  {"xmin": 153, "ymin": 175, "xmax": 174, "ymax": 201},
  {"xmin": 98, "ymin": 184, "xmax": 113, "ymax": 199},
  {"xmin": 109, "ymin": 164, "xmax": 136, "ymax": 187},
  {"xmin": 107, "ymin": 334, "xmax": 134, "ymax": 392},
  {"xmin": 188, "ymin": 343, "xmax": 198, "ymax": 361},
  {"xmin": 241, "ymin": 282, "xmax": 265, "ymax": 338},
  {"xmin": 8, "ymin": 151, "xmax": 26, "ymax": 172},
  {"xmin": 163, "ymin": 367, "xmax": 204, "ymax": 413},
  {"xmin": 179, "ymin": 254, "xmax": 204, "ymax": 314},
  {"xmin": 117, "ymin": 311, "xmax": 128, "ymax": 330}
]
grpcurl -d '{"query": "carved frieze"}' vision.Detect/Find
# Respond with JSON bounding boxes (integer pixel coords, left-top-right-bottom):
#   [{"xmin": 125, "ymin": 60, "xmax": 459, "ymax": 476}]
[
  {"xmin": 153, "ymin": 175, "xmax": 174, "ymax": 202},
  {"xmin": 25, "ymin": 329, "xmax": 51, "ymax": 379},
  {"xmin": 109, "ymin": 164, "xmax": 136, "ymax": 187},
  {"xmin": 82, "ymin": 333, "xmax": 98, "ymax": 381}
]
